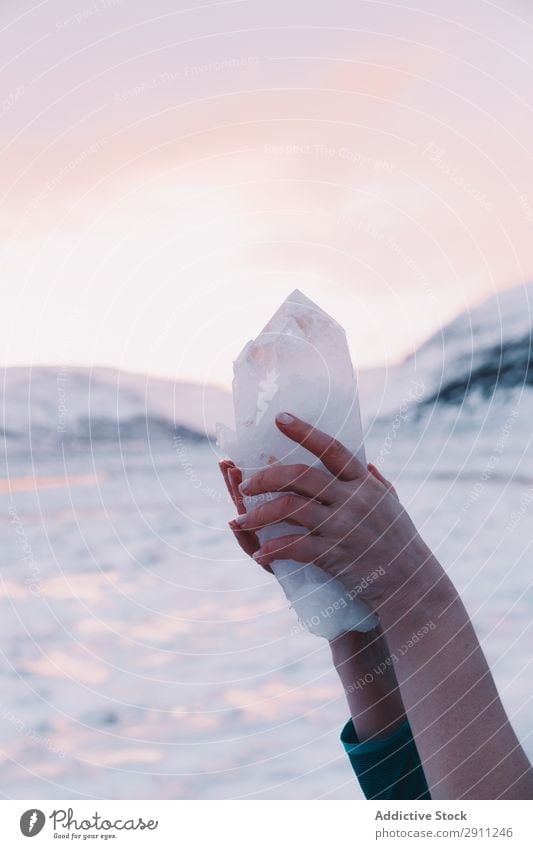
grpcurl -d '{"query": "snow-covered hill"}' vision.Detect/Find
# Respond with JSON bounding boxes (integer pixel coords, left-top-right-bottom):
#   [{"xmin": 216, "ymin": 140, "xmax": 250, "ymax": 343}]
[
  {"xmin": 0, "ymin": 366, "xmax": 233, "ymax": 449},
  {"xmin": 414, "ymin": 282, "xmax": 533, "ymax": 406},
  {"xmin": 1, "ymin": 283, "xmax": 531, "ymax": 455},
  {"xmin": 359, "ymin": 281, "xmax": 533, "ymax": 421},
  {"xmin": 362, "ymin": 282, "xmax": 533, "ymax": 481}
]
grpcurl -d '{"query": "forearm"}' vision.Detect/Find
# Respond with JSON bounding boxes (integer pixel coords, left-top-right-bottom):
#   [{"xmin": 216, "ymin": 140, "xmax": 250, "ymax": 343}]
[
  {"xmin": 380, "ymin": 552, "xmax": 533, "ymax": 799},
  {"xmin": 230, "ymin": 413, "xmax": 532, "ymax": 799},
  {"xmin": 330, "ymin": 626, "xmax": 406, "ymax": 742}
]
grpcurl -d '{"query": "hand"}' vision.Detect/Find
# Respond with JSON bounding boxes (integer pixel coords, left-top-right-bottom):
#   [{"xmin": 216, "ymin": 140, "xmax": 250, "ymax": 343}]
[
  {"xmin": 219, "ymin": 452, "xmax": 400, "ymax": 580},
  {"xmin": 218, "ymin": 459, "xmax": 272, "ymax": 572},
  {"xmin": 231, "ymin": 412, "xmax": 442, "ymax": 614}
]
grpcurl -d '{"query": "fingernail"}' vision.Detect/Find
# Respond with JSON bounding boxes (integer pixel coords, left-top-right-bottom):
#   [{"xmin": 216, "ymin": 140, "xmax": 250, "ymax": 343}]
[
  {"xmin": 252, "ymin": 549, "xmax": 263, "ymax": 560},
  {"xmin": 239, "ymin": 478, "xmax": 252, "ymax": 493},
  {"xmin": 276, "ymin": 412, "xmax": 295, "ymax": 425},
  {"xmin": 233, "ymin": 514, "xmax": 247, "ymax": 526}
]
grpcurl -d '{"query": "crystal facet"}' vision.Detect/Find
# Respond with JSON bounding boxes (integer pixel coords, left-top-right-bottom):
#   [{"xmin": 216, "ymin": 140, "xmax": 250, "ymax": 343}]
[{"xmin": 217, "ymin": 290, "xmax": 378, "ymax": 638}]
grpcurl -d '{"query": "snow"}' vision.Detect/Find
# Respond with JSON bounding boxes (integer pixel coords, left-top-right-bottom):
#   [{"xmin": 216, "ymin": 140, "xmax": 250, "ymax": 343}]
[
  {"xmin": 0, "ymin": 365, "xmax": 233, "ymax": 445},
  {"xmin": 0, "ymin": 282, "xmax": 532, "ymax": 798}
]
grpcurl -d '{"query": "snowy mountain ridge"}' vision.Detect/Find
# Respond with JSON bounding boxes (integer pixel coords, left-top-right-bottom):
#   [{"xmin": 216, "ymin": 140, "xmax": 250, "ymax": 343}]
[
  {"xmin": 360, "ymin": 281, "xmax": 533, "ymax": 420},
  {"xmin": 0, "ymin": 366, "xmax": 233, "ymax": 448},
  {"xmin": 413, "ymin": 281, "xmax": 533, "ymax": 405},
  {"xmin": 1, "ymin": 282, "xmax": 531, "ymax": 451}
]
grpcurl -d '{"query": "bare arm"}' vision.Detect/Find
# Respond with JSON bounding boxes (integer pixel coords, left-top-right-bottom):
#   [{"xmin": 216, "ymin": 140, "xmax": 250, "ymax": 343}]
[
  {"xmin": 236, "ymin": 411, "xmax": 533, "ymax": 800},
  {"xmin": 329, "ymin": 625, "xmax": 406, "ymax": 742},
  {"xmin": 379, "ymin": 558, "xmax": 533, "ymax": 799}
]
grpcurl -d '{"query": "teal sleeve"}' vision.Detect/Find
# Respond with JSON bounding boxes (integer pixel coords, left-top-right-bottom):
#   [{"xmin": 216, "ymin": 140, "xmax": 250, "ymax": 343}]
[{"xmin": 341, "ymin": 718, "xmax": 431, "ymax": 800}]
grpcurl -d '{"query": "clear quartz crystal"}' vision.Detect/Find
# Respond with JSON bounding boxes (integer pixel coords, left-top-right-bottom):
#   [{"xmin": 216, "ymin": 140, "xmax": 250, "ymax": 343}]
[{"xmin": 217, "ymin": 289, "xmax": 378, "ymax": 638}]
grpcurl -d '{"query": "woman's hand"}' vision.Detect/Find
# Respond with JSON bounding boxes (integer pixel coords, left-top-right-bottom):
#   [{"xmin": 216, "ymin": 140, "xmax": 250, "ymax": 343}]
[
  {"xmin": 219, "ymin": 429, "xmax": 406, "ymax": 582},
  {"xmin": 218, "ymin": 459, "xmax": 273, "ymax": 572},
  {"xmin": 230, "ymin": 412, "xmax": 443, "ymax": 615}
]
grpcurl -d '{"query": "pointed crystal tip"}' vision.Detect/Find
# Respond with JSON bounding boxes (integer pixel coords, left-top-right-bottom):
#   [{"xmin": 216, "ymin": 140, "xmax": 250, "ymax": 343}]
[
  {"xmin": 260, "ymin": 288, "xmax": 343, "ymax": 338},
  {"xmin": 284, "ymin": 288, "xmax": 322, "ymax": 310}
]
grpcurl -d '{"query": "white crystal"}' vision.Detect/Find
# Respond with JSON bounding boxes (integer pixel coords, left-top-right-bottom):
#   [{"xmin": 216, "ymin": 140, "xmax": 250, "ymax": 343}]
[{"xmin": 217, "ymin": 290, "xmax": 378, "ymax": 638}]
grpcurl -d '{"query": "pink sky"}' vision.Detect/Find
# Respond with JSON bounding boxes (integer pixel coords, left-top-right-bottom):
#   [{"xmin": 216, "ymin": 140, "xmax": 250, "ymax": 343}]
[{"xmin": 1, "ymin": 0, "xmax": 533, "ymax": 387}]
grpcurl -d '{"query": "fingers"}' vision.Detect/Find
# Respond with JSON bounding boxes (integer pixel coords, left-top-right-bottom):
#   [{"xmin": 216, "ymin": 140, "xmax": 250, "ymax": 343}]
[
  {"xmin": 228, "ymin": 466, "xmax": 247, "ymax": 514},
  {"xmin": 219, "ymin": 460, "xmax": 238, "ymax": 509},
  {"xmin": 275, "ymin": 412, "xmax": 367, "ymax": 481},
  {"xmin": 227, "ymin": 519, "xmax": 258, "ymax": 555},
  {"xmin": 253, "ymin": 532, "xmax": 330, "ymax": 567},
  {"xmin": 219, "ymin": 460, "xmax": 273, "ymax": 572},
  {"xmin": 228, "ymin": 522, "xmax": 274, "ymax": 574},
  {"xmin": 234, "ymin": 492, "xmax": 329, "ymax": 533},
  {"xmin": 367, "ymin": 462, "xmax": 399, "ymax": 500},
  {"xmin": 239, "ymin": 463, "xmax": 342, "ymax": 504},
  {"xmin": 219, "ymin": 459, "xmax": 234, "ymax": 486},
  {"xmin": 218, "ymin": 460, "xmax": 249, "ymax": 514}
]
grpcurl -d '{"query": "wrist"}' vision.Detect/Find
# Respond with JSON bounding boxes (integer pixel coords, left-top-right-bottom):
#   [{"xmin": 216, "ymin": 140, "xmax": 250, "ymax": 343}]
[
  {"xmin": 329, "ymin": 626, "xmax": 383, "ymax": 664},
  {"xmin": 379, "ymin": 548, "xmax": 456, "ymax": 634},
  {"xmin": 330, "ymin": 627, "xmax": 403, "ymax": 695}
]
